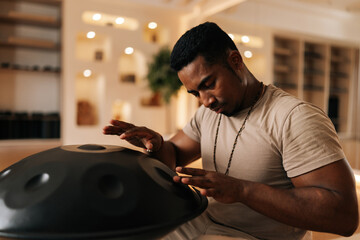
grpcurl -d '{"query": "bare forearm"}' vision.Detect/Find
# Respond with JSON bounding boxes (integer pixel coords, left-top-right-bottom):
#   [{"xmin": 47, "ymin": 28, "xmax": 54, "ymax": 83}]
[
  {"xmin": 240, "ymin": 180, "xmax": 358, "ymax": 236},
  {"xmin": 176, "ymin": 159, "xmax": 358, "ymax": 237},
  {"xmin": 149, "ymin": 140, "xmax": 200, "ymax": 170},
  {"xmin": 149, "ymin": 141, "xmax": 177, "ymax": 170}
]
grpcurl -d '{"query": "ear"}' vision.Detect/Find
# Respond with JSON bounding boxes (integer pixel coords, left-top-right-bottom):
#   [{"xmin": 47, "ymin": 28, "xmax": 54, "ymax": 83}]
[{"xmin": 227, "ymin": 50, "xmax": 243, "ymax": 70}]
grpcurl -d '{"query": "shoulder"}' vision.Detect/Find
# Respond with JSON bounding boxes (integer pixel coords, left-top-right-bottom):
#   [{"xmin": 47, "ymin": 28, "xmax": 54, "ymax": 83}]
[
  {"xmin": 256, "ymin": 85, "xmax": 334, "ymax": 146},
  {"xmin": 183, "ymin": 104, "xmax": 218, "ymax": 142},
  {"xmin": 261, "ymin": 85, "xmax": 331, "ymax": 125},
  {"xmin": 264, "ymin": 85, "xmax": 305, "ymax": 114},
  {"xmin": 257, "ymin": 85, "xmax": 307, "ymax": 129}
]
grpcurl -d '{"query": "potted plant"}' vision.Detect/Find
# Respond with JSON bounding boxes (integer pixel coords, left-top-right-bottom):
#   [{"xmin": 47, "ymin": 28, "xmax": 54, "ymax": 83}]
[{"xmin": 146, "ymin": 47, "xmax": 182, "ymax": 104}]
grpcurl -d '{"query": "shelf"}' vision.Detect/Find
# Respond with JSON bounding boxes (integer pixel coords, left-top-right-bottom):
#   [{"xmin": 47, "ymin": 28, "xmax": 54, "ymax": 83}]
[
  {"xmin": 330, "ymin": 87, "xmax": 348, "ymax": 94},
  {"xmin": 304, "ymin": 51, "xmax": 323, "ymax": 60},
  {"xmin": 273, "ymin": 37, "xmax": 300, "ymax": 97},
  {"xmin": 0, "ymin": 37, "xmax": 59, "ymax": 50},
  {"xmin": 0, "ymin": 12, "xmax": 60, "ymax": 28},
  {"xmin": 0, "ymin": 0, "xmax": 62, "ymax": 142},
  {"xmin": 273, "ymin": 82, "xmax": 297, "ymax": 89},
  {"xmin": 274, "ymin": 65, "xmax": 291, "ymax": 73},
  {"xmin": 331, "ymin": 56, "xmax": 350, "ymax": 64},
  {"xmin": 0, "ymin": 0, "xmax": 61, "ymax": 6},
  {"xmin": 304, "ymin": 68, "xmax": 324, "ymax": 76},
  {"xmin": 274, "ymin": 47, "xmax": 292, "ymax": 56},
  {"xmin": 0, "ymin": 111, "xmax": 61, "ymax": 140},
  {"xmin": 303, "ymin": 84, "xmax": 324, "ymax": 91},
  {"xmin": 0, "ymin": 67, "xmax": 60, "ymax": 75},
  {"xmin": 330, "ymin": 72, "xmax": 349, "ymax": 79}
]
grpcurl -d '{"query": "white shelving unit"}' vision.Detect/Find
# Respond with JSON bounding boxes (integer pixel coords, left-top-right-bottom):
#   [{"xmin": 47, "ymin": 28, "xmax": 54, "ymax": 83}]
[
  {"xmin": 0, "ymin": 0, "xmax": 62, "ymax": 141},
  {"xmin": 273, "ymin": 35, "xmax": 359, "ymax": 138}
]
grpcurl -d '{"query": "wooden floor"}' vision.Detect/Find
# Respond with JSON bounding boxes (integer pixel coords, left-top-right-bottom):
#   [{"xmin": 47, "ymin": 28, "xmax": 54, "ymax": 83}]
[{"xmin": 0, "ymin": 139, "xmax": 360, "ymax": 240}]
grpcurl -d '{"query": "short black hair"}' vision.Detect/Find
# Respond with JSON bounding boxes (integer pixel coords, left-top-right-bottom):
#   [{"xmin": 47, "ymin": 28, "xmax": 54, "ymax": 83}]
[{"xmin": 170, "ymin": 22, "xmax": 238, "ymax": 72}]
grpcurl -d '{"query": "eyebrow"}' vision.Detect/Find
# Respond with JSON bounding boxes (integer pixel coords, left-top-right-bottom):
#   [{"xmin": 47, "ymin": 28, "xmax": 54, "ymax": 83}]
[{"xmin": 187, "ymin": 75, "xmax": 212, "ymax": 94}]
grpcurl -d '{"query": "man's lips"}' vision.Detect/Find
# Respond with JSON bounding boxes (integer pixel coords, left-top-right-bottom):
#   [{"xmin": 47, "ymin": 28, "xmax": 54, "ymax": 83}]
[{"xmin": 211, "ymin": 105, "xmax": 223, "ymax": 114}]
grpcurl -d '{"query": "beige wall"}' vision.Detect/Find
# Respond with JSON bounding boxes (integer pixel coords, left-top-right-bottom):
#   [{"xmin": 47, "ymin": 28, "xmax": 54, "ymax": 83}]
[{"xmin": 61, "ymin": 0, "xmax": 183, "ymax": 145}]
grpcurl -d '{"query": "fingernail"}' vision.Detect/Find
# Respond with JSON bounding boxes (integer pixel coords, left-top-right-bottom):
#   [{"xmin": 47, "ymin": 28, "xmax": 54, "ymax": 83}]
[
  {"xmin": 175, "ymin": 166, "xmax": 182, "ymax": 172},
  {"xmin": 147, "ymin": 143, "xmax": 153, "ymax": 150},
  {"xmin": 181, "ymin": 177, "xmax": 189, "ymax": 184}
]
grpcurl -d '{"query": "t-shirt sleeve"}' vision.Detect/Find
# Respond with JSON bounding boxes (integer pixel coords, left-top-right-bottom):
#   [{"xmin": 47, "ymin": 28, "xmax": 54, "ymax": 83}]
[
  {"xmin": 182, "ymin": 105, "xmax": 206, "ymax": 143},
  {"xmin": 282, "ymin": 104, "xmax": 346, "ymax": 178}
]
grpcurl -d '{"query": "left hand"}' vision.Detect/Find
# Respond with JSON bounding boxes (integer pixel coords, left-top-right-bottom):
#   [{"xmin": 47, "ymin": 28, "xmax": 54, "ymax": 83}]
[
  {"xmin": 173, "ymin": 167, "xmax": 243, "ymax": 204},
  {"xmin": 103, "ymin": 120, "xmax": 163, "ymax": 152}
]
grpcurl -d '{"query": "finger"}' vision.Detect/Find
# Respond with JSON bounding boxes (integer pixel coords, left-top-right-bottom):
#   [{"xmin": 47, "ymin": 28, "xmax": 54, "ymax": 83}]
[
  {"xmin": 173, "ymin": 175, "xmax": 181, "ymax": 183},
  {"xmin": 202, "ymin": 188, "xmax": 215, "ymax": 197},
  {"xmin": 200, "ymin": 188, "xmax": 208, "ymax": 196},
  {"xmin": 110, "ymin": 120, "xmax": 135, "ymax": 130},
  {"xmin": 176, "ymin": 167, "xmax": 207, "ymax": 176},
  {"xmin": 179, "ymin": 176, "xmax": 214, "ymax": 189},
  {"xmin": 120, "ymin": 130, "xmax": 153, "ymax": 142},
  {"xmin": 119, "ymin": 133, "xmax": 152, "ymax": 150},
  {"xmin": 144, "ymin": 141, "xmax": 153, "ymax": 151},
  {"xmin": 102, "ymin": 126, "xmax": 125, "ymax": 135},
  {"xmin": 120, "ymin": 129, "xmax": 157, "ymax": 150}
]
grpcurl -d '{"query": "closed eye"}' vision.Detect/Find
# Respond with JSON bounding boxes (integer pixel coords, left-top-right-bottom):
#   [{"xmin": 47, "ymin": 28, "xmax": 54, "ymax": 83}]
[
  {"xmin": 187, "ymin": 75, "xmax": 215, "ymax": 98},
  {"xmin": 204, "ymin": 79, "xmax": 216, "ymax": 89},
  {"xmin": 188, "ymin": 90, "xmax": 199, "ymax": 98}
]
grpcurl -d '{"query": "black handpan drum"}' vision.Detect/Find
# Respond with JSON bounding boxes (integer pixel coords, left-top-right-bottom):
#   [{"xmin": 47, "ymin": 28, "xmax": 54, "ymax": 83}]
[{"xmin": 0, "ymin": 144, "xmax": 208, "ymax": 240}]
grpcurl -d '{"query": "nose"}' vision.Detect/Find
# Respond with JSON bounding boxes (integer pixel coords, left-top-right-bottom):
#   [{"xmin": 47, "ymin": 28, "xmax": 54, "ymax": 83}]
[{"xmin": 199, "ymin": 91, "xmax": 215, "ymax": 108}]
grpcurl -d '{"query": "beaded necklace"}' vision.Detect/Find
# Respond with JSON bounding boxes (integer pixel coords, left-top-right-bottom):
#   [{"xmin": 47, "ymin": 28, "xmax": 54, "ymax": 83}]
[{"xmin": 213, "ymin": 82, "xmax": 265, "ymax": 175}]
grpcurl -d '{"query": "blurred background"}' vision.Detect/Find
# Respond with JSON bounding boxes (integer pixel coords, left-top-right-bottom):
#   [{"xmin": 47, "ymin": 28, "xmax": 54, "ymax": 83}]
[
  {"xmin": 1, "ymin": 0, "xmax": 358, "ymax": 168},
  {"xmin": 0, "ymin": 0, "xmax": 359, "ymax": 239}
]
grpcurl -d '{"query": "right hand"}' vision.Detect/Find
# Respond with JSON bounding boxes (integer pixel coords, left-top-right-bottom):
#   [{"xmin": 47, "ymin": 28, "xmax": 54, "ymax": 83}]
[{"xmin": 103, "ymin": 120, "xmax": 163, "ymax": 152}]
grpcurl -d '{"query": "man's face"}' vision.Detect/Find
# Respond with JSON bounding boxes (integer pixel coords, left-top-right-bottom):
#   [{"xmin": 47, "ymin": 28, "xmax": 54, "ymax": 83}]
[{"xmin": 178, "ymin": 54, "xmax": 246, "ymax": 116}]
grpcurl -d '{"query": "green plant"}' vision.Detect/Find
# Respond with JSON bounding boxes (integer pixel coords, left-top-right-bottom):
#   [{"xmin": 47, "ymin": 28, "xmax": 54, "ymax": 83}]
[{"xmin": 146, "ymin": 47, "xmax": 182, "ymax": 103}]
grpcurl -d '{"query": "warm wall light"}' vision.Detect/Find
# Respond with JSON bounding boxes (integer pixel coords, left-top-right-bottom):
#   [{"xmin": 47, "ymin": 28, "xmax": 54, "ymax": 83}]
[
  {"xmin": 83, "ymin": 69, "xmax": 92, "ymax": 77},
  {"xmin": 124, "ymin": 47, "xmax": 134, "ymax": 55},
  {"xmin": 148, "ymin": 22, "xmax": 157, "ymax": 29},
  {"xmin": 228, "ymin": 34, "xmax": 234, "ymax": 40},
  {"xmin": 82, "ymin": 11, "xmax": 138, "ymax": 31},
  {"xmin": 115, "ymin": 17, "xmax": 125, "ymax": 25},
  {"xmin": 86, "ymin": 31, "xmax": 96, "ymax": 39},
  {"xmin": 244, "ymin": 50, "xmax": 253, "ymax": 58},
  {"xmin": 229, "ymin": 33, "xmax": 263, "ymax": 48},
  {"xmin": 241, "ymin": 35, "xmax": 250, "ymax": 43},
  {"xmin": 92, "ymin": 13, "xmax": 102, "ymax": 21}
]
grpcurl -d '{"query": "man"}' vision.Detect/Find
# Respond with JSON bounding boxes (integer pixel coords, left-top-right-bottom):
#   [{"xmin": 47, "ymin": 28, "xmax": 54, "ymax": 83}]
[{"xmin": 103, "ymin": 22, "xmax": 358, "ymax": 239}]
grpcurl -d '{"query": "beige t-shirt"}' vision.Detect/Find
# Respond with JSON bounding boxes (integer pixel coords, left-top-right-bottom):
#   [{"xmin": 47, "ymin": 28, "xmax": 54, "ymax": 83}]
[{"xmin": 183, "ymin": 84, "xmax": 345, "ymax": 240}]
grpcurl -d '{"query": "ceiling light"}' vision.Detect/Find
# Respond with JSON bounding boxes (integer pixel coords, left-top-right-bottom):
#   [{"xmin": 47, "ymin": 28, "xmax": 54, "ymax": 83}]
[
  {"xmin": 83, "ymin": 69, "xmax": 92, "ymax": 77},
  {"xmin": 86, "ymin": 31, "xmax": 96, "ymax": 39},
  {"xmin": 228, "ymin": 34, "xmax": 234, "ymax": 40},
  {"xmin": 92, "ymin": 13, "xmax": 102, "ymax": 21},
  {"xmin": 116, "ymin": 17, "xmax": 125, "ymax": 24},
  {"xmin": 125, "ymin": 47, "xmax": 134, "ymax": 55},
  {"xmin": 244, "ymin": 50, "xmax": 253, "ymax": 58},
  {"xmin": 241, "ymin": 35, "xmax": 250, "ymax": 43},
  {"xmin": 148, "ymin": 22, "xmax": 157, "ymax": 29}
]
